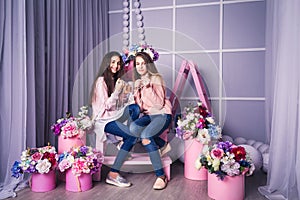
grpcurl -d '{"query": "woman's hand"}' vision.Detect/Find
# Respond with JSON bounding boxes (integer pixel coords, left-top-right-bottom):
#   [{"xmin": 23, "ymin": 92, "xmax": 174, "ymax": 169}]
[
  {"xmin": 115, "ymin": 78, "xmax": 125, "ymax": 93},
  {"xmin": 134, "ymin": 79, "xmax": 143, "ymax": 89}
]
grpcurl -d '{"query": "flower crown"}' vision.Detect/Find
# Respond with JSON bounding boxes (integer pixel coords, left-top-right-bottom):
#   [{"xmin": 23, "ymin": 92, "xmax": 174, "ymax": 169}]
[{"xmin": 122, "ymin": 44, "xmax": 159, "ymax": 63}]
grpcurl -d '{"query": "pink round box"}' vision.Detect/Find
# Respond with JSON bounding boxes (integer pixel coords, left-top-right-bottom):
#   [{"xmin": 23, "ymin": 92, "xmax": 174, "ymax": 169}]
[
  {"xmin": 30, "ymin": 170, "xmax": 56, "ymax": 192},
  {"xmin": 184, "ymin": 139, "xmax": 207, "ymax": 180},
  {"xmin": 208, "ymin": 172, "xmax": 245, "ymax": 200},
  {"xmin": 65, "ymin": 170, "xmax": 92, "ymax": 192},
  {"xmin": 58, "ymin": 134, "xmax": 86, "ymax": 154}
]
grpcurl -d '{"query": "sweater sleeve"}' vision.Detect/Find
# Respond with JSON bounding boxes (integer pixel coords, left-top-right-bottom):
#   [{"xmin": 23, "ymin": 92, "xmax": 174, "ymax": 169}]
[
  {"xmin": 91, "ymin": 77, "xmax": 120, "ymax": 120},
  {"xmin": 140, "ymin": 75, "xmax": 165, "ymax": 110}
]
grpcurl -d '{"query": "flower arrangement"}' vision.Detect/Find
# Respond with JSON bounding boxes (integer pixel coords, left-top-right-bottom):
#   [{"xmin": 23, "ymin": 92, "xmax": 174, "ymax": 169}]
[
  {"xmin": 58, "ymin": 146, "xmax": 104, "ymax": 177},
  {"xmin": 175, "ymin": 101, "xmax": 222, "ymax": 144},
  {"xmin": 122, "ymin": 44, "xmax": 159, "ymax": 63},
  {"xmin": 51, "ymin": 106, "xmax": 93, "ymax": 139},
  {"xmin": 195, "ymin": 141, "xmax": 255, "ymax": 180},
  {"xmin": 11, "ymin": 145, "xmax": 58, "ymax": 178}
]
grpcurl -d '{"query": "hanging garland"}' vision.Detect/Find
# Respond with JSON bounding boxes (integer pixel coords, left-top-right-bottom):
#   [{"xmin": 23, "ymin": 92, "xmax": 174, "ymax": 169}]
[
  {"xmin": 122, "ymin": 0, "xmax": 130, "ymax": 50},
  {"xmin": 122, "ymin": 0, "xmax": 146, "ymax": 51}
]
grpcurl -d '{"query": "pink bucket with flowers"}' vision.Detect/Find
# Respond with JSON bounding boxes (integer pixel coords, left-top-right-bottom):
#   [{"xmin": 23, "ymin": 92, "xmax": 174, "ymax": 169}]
[
  {"xmin": 65, "ymin": 169, "xmax": 92, "ymax": 192},
  {"xmin": 51, "ymin": 106, "xmax": 93, "ymax": 154},
  {"xmin": 208, "ymin": 173, "xmax": 245, "ymax": 200},
  {"xmin": 184, "ymin": 139, "xmax": 208, "ymax": 180},
  {"xmin": 199, "ymin": 141, "xmax": 255, "ymax": 200},
  {"xmin": 30, "ymin": 170, "xmax": 56, "ymax": 192}
]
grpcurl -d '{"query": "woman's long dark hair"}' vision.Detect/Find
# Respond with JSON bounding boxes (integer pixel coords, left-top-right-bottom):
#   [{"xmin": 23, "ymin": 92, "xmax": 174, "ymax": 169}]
[
  {"xmin": 133, "ymin": 52, "xmax": 159, "ymax": 81},
  {"xmin": 89, "ymin": 51, "xmax": 125, "ymax": 105}
]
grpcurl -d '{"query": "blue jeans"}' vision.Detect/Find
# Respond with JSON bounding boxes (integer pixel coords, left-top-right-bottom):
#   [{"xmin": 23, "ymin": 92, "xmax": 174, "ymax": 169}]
[
  {"xmin": 104, "ymin": 104, "xmax": 140, "ymax": 172},
  {"xmin": 129, "ymin": 114, "xmax": 172, "ymax": 177}
]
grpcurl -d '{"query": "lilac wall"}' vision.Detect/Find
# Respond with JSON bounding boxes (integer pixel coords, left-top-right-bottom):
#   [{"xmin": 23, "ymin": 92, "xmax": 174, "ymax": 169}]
[{"xmin": 108, "ymin": 0, "xmax": 266, "ymax": 142}]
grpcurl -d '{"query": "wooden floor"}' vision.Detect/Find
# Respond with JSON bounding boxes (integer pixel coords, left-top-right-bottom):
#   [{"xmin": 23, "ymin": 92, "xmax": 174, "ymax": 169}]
[{"xmin": 9, "ymin": 161, "xmax": 268, "ymax": 200}]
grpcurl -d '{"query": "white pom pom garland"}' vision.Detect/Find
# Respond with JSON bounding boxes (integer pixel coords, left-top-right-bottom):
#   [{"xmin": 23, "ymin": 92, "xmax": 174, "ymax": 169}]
[{"xmin": 122, "ymin": 0, "xmax": 147, "ymax": 50}]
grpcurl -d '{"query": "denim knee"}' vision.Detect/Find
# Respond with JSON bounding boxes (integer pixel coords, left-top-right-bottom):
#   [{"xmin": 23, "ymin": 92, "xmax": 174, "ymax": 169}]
[
  {"xmin": 142, "ymin": 138, "xmax": 158, "ymax": 152},
  {"xmin": 129, "ymin": 122, "xmax": 141, "ymax": 136}
]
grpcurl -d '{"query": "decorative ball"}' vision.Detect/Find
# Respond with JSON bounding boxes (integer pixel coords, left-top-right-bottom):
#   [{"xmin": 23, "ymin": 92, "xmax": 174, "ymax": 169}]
[
  {"xmin": 234, "ymin": 137, "xmax": 247, "ymax": 145},
  {"xmin": 123, "ymin": 14, "xmax": 129, "ymax": 20},
  {"xmin": 123, "ymin": 40, "xmax": 129, "ymax": 46},
  {"xmin": 134, "ymin": 1, "xmax": 140, "ymax": 8},
  {"xmin": 138, "ymin": 34, "xmax": 145, "ymax": 40},
  {"xmin": 262, "ymin": 152, "xmax": 269, "ymax": 173},
  {"xmin": 123, "ymin": 21, "xmax": 129, "ymax": 27},
  {"xmin": 246, "ymin": 139, "xmax": 256, "ymax": 146},
  {"xmin": 135, "ymin": 8, "xmax": 141, "ymax": 14},
  {"xmin": 138, "ymin": 27, "xmax": 144, "ymax": 34},
  {"xmin": 123, "ymin": 33, "xmax": 129, "ymax": 39},
  {"xmin": 258, "ymin": 144, "xmax": 270, "ymax": 154},
  {"xmin": 253, "ymin": 141, "xmax": 264, "ymax": 149},
  {"xmin": 137, "ymin": 21, "xmax": 143, "ymax": 27},
  {"xmin": 136, "ymin": 14, "xmax": 143, "ymax": 21},
  {"xmin": 221, "ymin": 135, "xmax": 234, "ymax": 143},
  {"xmin": 123, "ymin": 27, "xmax": 129, "ymax": 33},
  {"xmin": 123, "ymin": 7, "xmax": 129, "ymax": 14},
  {"xmin": 123, "ymin": 1, "xmax": 129, "ymax": 7},
  {"xmin": 240, "ymin": 144, "xmax": 263, "ymax": 171}
]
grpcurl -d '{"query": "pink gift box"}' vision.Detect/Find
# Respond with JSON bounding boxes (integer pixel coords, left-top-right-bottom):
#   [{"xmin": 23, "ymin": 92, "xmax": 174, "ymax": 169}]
[
  {"xmin": 184, "ymin": 139, "xmax": 207, "ymax": 180},
  {"xmin": 58, "ymin": 134, "xmax": 86, "ymax": 154},
  {"xmin": 65, "ymin": 169, "xmax": 92, "ymax": 192},
  {"xmin": 30, "ymin": 170, "xmax": 56, "ymax": 192},
  {"xmin": 208, "ymin": 172, "xmax": 245, "ymax": 200}
]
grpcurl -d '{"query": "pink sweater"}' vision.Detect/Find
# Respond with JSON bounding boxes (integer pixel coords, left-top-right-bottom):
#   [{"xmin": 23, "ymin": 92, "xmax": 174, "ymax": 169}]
[
  {"xmin": 134, "ymin": 75, "xmax": 172, "ymax": 115},
  {"xmin": 91, "ymin": 77, "xmax": 121, "ymax": 120}
]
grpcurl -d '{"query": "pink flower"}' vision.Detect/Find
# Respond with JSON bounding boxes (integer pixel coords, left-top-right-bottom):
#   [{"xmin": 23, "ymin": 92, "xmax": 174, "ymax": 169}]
[
  {"xmin": 31, "ymin": 152, "xmax": 42, "ymax": 161},
  {"xmin": 58, "ymin": 159, "xmax": 71, "ymax": 172},
  {"xmin": 210, "ymin": 148, "xmax": 224, "ymax": 159}
]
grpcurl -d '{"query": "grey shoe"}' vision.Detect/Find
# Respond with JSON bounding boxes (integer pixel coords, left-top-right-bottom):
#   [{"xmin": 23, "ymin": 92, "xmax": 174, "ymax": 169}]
[{"xmin": 106, "ymin": 174, "xmax": 131, "ymax": 188}]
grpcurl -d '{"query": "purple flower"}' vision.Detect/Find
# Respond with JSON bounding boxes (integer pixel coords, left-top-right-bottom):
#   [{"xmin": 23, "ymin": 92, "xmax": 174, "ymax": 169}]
[
  {"xmin": 51, "ymin": 124, "xmax": 61, "ymax": 135},
  {"xmin": 25, "ymin": 165, "xmax": 37, "ymax": 173},
  {"xmin": 80, "ymin": 146, "xmax": 89, "ymax": 155},
  {"xmin": 216, "ymin": 141, "xmax": 233, "ymax": 152},
  {"xmin": 175, "ymin": 127, "xmax": 183, "ymax": 138}
]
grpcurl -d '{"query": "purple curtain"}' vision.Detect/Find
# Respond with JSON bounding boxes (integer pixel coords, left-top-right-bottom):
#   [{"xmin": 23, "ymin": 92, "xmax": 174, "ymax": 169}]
[{"xmin": 0, "ymin": 0, "xmax": 109, "ymax": 198}]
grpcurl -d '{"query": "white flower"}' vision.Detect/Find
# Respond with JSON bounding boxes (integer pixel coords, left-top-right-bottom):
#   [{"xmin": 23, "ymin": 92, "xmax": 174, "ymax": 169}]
[
  {"xmin": 195, "ymin": 157, "xmax": 202, "ymax": 170},
  {"xmin": 177, "ymin": 119, "xmax": 188, "ymax": 128},
  {"xmin": 206, "ymin": 117, "xmax": 215, "ymax": 124},
  {"xmin": 212, "ymin": 159, "xmax": 221, "ymax": 171},
  {"xmin": 36, "ymin": 159, "xmax": 51, "ymax": 174},
  {"xmin": 196, "ymin": 129, "xmax": 211, "ymax": 144},
  {"xmin": 67, "ymin": 155, "xmax": 75, "ymax": 163}
]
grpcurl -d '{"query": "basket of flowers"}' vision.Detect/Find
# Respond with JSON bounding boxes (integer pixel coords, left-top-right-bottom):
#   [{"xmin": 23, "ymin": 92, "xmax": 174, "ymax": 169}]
[
  {"xmin": 58, "ymin": 145, "xmax": 104, "ymax": 192},
  {"xmin": 11, "ymin": 145, "xmax": 58, "ymax": 192},
  {"xmin": 196, "ymin": 141, "xmax": 255, "ymax": 200},
  {"xmin": 175, "ymin": 101, "xmax": 222, "ymax": 180},
  {"xmin": 51, "ymin": 106, "xmax": 93, "ymax": 154}
]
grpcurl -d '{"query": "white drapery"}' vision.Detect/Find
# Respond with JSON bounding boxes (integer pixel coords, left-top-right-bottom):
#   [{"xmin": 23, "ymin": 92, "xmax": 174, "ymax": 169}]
[{"xmin": 259, "ymin": 0, "xmax": 300, "ymax": 199}]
